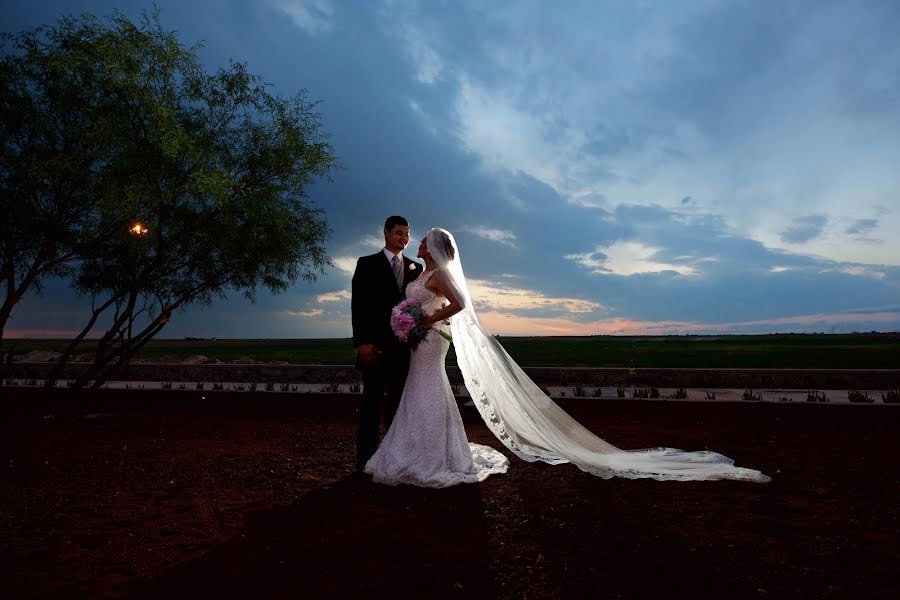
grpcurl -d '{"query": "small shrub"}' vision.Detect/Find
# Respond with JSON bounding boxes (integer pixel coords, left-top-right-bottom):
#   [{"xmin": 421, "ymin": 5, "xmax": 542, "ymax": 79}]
[
  {"xmin": 742, "ymin": 389, "xmax": 762, "ymax": 402},
  {"xmin": 847, "ymin": 390, "xmax": 873, "ymax": 403},
  {"xmin": 573, "ymin": 384, "xmax": 587, "ymax": 397},
  {"xmin": 195, "ymin": 382, "xmax": 205, "ymax": 390},
  {"xmin": 280, "ymin": 383, "xmax": 291, "ymax": 392},
  {"xmin": 591, "ymin": 386, "xmax": 603, "ymax": 398},
  {"xmin": 882, "ymin": 390, "xmax": 900, "ymax": 404},
  {"xmin": 450, "ymin": 384, "xmax": 460, "ymax": 396},
  {"xmin": 178, "ymin": 383, "xmax": 187, "ymax": 390},
  {"xmin": 671, "ymin": 388, "xmax": 687, "ymax": 399},
  {"xmin": 291, "ymin": 385, "xmax": 298, "ymax": 392},
  {"xmin": 265, "ymin": 382, "xmax": 275, "ymax": 392},
  {"xmin": 212, "ymin": 382, "xmax": 224, "ymax": 391},
  {"xmin": 806, "ymin": 391, "xmax": 828, "ymax": 403},
  {"xmin": 249, "ymin": 382, "xmax": 258, "ymax": 392},
  {"xmin": 633, "ymin": 388, "xmax": 650, "ymax": 399},
  {"xmin": 778, "ymin": 396, "xmax": 790, "ymax": 402},
  {"xmin": 320, "ymin": 380, "xmax": 340, "ymax": 393},
  {"xmin": 705, "ymin": 391, "xmax": 716, "ymax": 400},
  {"xmin": 233, "ymin": 384, "xmax": 245, "ymax": 391},
  {"xmin": 161, "ymin": 381, "xmax": 172, "ymax": 390},
  {"xmin": 616, "ymin": 387, "xmax": 626, "ymax": 398},
  {"xmin": 349, "ymin": 381, "xmax": 361, "ymax": 394}
]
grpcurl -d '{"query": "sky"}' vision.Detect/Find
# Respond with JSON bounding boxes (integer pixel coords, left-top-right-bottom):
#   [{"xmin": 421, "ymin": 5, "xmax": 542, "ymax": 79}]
[{"xmin": 3, "ymin": 0, "xmax": 900, "ymax": 339}]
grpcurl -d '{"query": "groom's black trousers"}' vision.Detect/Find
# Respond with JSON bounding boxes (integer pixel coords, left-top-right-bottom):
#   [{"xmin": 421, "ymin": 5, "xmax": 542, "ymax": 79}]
[{"xmin": 356, "ymin": 345, "xmax": 411, "ymax": 471}]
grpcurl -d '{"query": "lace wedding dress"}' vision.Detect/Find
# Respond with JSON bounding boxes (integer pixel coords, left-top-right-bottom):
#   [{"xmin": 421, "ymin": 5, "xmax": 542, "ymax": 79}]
[
  {"xmin": 409, "ymin": 228, "xmax": 771, "ymax": 484},
  {"xmin": 364, "ymin": 270, "xmax": 509, "ymax": 487}
]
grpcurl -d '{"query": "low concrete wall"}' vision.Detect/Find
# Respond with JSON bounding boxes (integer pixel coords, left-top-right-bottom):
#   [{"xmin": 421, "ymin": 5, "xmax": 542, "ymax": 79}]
[{"xmin": 6, "ymin": 362, "xmax": 899, "ymax": 389}]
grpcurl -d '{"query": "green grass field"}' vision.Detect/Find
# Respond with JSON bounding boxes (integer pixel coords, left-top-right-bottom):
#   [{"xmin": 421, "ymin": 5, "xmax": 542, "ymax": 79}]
[{"xmin": 6, "ymin": 333, "xmax": 899, "ymax": 369}]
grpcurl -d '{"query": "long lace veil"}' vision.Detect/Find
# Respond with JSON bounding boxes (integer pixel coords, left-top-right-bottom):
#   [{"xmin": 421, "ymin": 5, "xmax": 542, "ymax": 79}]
[{"xmin": 425, "ymin": 228, "xmax": 771, "ymax": 483}]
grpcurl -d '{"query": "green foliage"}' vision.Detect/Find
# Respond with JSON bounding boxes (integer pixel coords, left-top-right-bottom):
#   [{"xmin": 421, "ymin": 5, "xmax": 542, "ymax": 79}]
[
  {"xmin": 883, "ymin": 390, "xmax": 900, "ymax": 404},
  {"xmin": 742, "ymin": 389, "xmax": 762, "ymax": 402},
  {"xmin": 1, "ymin": 9, "xmax": 337, "ymax": 387},
  {"xmin": 671, "ymin": 388, "xmax": 688, "ymax": 399}
]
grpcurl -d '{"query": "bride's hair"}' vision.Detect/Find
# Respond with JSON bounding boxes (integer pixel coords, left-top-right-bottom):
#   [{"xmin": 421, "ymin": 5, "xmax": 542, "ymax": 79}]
[{"xmin": 427, "ymin": 228, "xmax": 455, "ymax": 262}]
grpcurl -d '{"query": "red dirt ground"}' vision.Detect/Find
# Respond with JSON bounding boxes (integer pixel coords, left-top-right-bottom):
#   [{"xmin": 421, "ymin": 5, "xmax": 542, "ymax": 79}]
[{"xmin": 1, "ymin": 388, "xmax": 898, "ymax": 599}]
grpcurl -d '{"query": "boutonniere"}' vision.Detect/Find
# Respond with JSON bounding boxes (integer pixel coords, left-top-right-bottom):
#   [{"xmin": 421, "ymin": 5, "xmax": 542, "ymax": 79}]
[{"xmin": 408, "ymin": 262, "xmax": 417, "ymax": 271}]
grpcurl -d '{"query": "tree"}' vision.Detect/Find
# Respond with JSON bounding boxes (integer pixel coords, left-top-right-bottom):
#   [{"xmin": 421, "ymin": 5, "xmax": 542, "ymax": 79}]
[
  {"xmin": 1, "ymin": 11, "xmax": 338, "ymax": 387},
  {"xmin": 0, "ymin": 14, "xmax": 114, "ymax": 346}
]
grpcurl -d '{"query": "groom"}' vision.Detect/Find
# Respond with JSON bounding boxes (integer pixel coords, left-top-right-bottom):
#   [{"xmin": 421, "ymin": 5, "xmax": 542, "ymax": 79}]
[{"xmin": 351, "ymin": 215, "xmax": 422, "ymax": 472}]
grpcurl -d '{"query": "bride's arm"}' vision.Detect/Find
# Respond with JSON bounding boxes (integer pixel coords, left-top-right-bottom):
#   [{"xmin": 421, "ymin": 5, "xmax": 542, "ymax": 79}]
[{"xmin": 422, "ymin": 271, "xmax": 464, "ymax": 328}]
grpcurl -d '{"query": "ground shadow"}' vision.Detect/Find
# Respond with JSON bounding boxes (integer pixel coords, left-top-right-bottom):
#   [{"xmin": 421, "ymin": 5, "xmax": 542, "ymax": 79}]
[{"xmin": 132, "ymin": 475, "xmax": 494, "ymax": 599}]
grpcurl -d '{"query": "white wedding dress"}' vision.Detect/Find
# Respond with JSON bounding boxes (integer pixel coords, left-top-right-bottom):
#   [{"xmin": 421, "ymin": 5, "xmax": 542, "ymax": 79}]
[
  {"xmin": 367, "ymin": 228, "xmax": 770, "ymax": 485},
  {"xmin": 364, "ymin": 270, "xmax": 510, "ymax": 487}
]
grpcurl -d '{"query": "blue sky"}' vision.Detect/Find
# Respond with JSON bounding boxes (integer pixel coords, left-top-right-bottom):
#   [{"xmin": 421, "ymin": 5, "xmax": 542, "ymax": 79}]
[{"xmin": 4, "ymin": 0, "xmax": 899, "ymax": 338}]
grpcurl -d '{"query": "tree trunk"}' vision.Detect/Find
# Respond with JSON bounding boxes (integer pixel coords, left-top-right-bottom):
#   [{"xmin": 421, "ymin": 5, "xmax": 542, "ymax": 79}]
[
  {"xmin": 70, "ymin": 292, "xmax": 138, "ymax": 389},
  {"xmin": 45, "ymin": 295, "xmax": 119, "ymax": 387}
]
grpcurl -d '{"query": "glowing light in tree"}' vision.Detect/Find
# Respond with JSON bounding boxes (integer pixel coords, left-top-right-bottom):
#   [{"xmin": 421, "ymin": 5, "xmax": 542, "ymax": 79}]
[{"xmin": 130, "ymin": 223, "xmax": 149, "ymax": 235}]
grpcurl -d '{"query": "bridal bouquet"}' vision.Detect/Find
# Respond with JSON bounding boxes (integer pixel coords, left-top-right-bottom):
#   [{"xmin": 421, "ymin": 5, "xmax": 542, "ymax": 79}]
[{"xmin": 391, "ymin": 299, "xmax": 452, "ymax": 349}]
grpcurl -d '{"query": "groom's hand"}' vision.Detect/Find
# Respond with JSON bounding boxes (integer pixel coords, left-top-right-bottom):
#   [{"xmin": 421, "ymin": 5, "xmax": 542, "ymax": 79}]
[{"xmin": 358, "ymin": 343, "xmax": 379, "ymax": 368}]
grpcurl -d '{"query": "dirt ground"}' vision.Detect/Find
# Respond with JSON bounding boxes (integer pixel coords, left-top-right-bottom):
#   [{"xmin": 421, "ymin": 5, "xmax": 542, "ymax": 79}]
[{"xmin": 1, "ymin": 388, "xmax": 898, "ymax": 599}]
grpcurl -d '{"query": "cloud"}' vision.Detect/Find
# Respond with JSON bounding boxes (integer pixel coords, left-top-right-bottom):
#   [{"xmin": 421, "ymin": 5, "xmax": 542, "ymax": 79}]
[
  {"xmin": 396, "ymin": 23, "xmax": 445, "ymax": 84},
  {"xmin": 845, "ymin": 218, "xmax": 878, "ymax": 236},
  {"xmin": 387, "ymin": 1, "xmax": 900, "ymax": 266},
  {"xmin": 316, "ymin": 289, "xmax": 352, "ymax": 302},
  {"xmin": 478, "ymin": 308, "xmax": 900, "ymax": 337},
  {"xmin": 844, "ymin": 304, "xmax": 900, "ymax": 315},
  {"xmin": 269, "ymin": 0, "xmax": 334, "ymax": 35},
  {"xmin": 287, "ymin": 308, "xmax": 324, "ymax": 318},
  {"xmin": 836, "ymin": 266, "xmax": 885, "ymax": 280},
  {"xmin": 332, "ymin": 256, "xmax": 358, "ymax": 275},
  {"xmin": 466, "ymin": 279, "xmax": 602, "ymax": 315},
  {"xmin": 566, "ymin": 241, "xmax": 698, "ymax": 276},
  {"xmin": 780, "ymin": 215, "xmax": 828, "ymax": 244},
  {"xmin": 4, "ymin": 329, "xmax": 99, "ymax": 339},
  {"xmin": 469, "ymin": 226, "xmax": 517, "ymax": 247}
]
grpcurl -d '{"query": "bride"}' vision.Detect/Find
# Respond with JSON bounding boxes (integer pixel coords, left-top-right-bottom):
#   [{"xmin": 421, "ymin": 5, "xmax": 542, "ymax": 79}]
[{"xmin": 365, "ymin": 228, "xmax": 771, "ymax": 487}]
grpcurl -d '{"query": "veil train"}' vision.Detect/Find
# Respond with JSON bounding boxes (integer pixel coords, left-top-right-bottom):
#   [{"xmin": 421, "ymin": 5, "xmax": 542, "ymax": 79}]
[{"xmin": 425, "ymin": 227, "xmax": 771, "ymax": 483}]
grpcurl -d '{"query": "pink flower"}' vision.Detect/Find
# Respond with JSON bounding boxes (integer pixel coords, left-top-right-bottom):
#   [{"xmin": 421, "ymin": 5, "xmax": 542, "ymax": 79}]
[{"xmin": 390, "ymin": 298, "xmax": 432, "ymax": 348}]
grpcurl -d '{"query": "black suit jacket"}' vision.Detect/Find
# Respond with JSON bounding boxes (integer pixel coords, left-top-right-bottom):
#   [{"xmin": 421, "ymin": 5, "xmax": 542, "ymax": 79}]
[{"xmin": 351, "ymin": 251, "xmax": 422, "ymax": 352}]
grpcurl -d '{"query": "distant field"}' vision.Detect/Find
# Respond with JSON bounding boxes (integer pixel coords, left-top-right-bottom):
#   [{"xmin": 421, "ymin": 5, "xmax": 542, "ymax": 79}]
[{"xmin": 7, "ymin": 333, "xmax": 900, "ymax": 369}]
